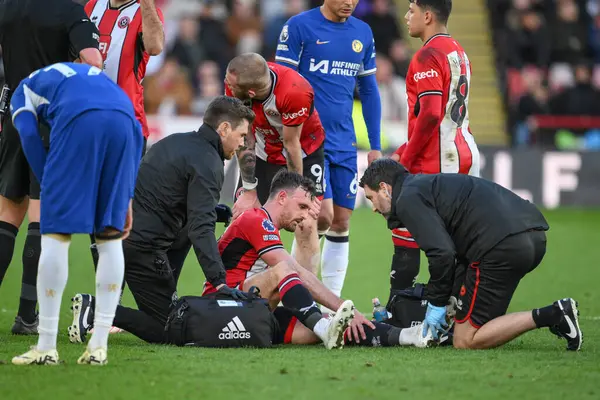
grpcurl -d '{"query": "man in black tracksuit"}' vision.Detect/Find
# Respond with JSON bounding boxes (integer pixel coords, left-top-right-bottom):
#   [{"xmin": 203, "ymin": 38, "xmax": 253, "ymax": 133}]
[
  {"xmin": 68, "ymin": 96, "xmax": 256, "ymax": 344},
  {"xmin": 359, "ymin": 159, "xmax": 583, "ymax": 351}
]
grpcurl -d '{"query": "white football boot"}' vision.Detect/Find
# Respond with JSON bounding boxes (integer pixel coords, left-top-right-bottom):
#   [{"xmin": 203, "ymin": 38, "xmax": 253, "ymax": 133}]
[
  {"xmin": 77, "ymin": 347, "xmax": 108, "ymax": 365},
  {"xmin": 12, "ymin": 347, "xmax": 60, "ymax": 365},
  {"xmin": 320, "ymin": 299, "xmax": 355, "ymax": 350}
]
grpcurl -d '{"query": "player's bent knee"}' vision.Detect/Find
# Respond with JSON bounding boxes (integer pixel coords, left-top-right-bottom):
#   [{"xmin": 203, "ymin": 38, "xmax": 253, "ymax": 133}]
[
  {"xmin": 453, "ymin": 320, "xmax": 479, "ymax": 349},
  {"xmin": 0, "ymin": 196, "xmax": 28, "ymax": 226},
  {"xmin": 272, "ymin": 261, "xmax": 295, "ymax": 279},
  {"xmin": 330, "ymin": 207, "xmax": 352, "ymax": 233},
  {"xmin": 318, "ymin": 210, "xmax": 333, "ymax": 232},
  {"xmin": 330, "ymin": 219, "xmax": 350, "ymax": 234}
]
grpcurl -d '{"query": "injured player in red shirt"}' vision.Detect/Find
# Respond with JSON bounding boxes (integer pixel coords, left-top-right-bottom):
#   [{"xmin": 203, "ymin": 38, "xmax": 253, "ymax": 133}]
[{"xmin": 204, "ymin": 170, "xmax": 444, "ymax": 349}]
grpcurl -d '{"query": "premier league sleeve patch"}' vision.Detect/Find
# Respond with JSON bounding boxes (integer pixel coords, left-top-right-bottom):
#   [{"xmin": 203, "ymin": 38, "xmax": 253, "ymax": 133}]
[{"xmin": 262, "ymin": 219, "xmax": 276, "ymax": 233}]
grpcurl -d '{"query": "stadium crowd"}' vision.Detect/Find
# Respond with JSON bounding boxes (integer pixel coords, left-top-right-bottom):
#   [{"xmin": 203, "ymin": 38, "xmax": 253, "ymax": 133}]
[{"xmin": 488, "ymin": 0, "xmax": 600, "ymax": 148}]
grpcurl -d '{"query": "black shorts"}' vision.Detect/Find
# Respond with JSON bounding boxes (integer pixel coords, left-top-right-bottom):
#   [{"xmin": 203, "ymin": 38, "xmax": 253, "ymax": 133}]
[
  {"xmin": 455, "ymin": 230, "xmax": 547, "ymax": 328},
  {"xmin": 236, "ymin": 145, "xmax": 325, "ymax": 204},
  {"xmin": 0, "ymin": 117, "xmax": 50, "ymax": 200}
]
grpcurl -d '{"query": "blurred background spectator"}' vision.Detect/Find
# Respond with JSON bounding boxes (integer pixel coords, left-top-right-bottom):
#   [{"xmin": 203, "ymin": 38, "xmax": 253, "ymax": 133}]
[{"xmin": 492, "ymin": 0, "xmax": 600, "ymax": 148}]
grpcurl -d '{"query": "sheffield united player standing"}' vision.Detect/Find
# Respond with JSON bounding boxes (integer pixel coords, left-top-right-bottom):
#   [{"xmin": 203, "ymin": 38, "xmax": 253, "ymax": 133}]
[
  {"xmin": 226, "ymin": 53, "xmax": 325, "ymax": 275},
  {"xmin": 0, "ymin": 0, "xmax": 102, "ymax": 335},
  {"xmin": 387, "ymin": 0, "xmax": 480, "ymax": 299},
  {"xmin": 85, "ymin": 0, "xmax": 164, "ymax": 151},
  {"xmin": 84, "ymin": 0, "xmax": 164, "ymax": 312}
]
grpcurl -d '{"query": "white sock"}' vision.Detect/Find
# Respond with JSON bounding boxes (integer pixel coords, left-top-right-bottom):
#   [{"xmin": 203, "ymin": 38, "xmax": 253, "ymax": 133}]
[
  {"xmin": 312, "ymin": 317, "xmax": 330, "ymax": 342},
  {"xmin": 89, "ymin": 240, "xmax": 125, "ymax": 350},
  {"xmin": 36, "ymin": 236, "xmax": 70, "ymax": 352},
  {"xmin": 320, "ymin": 231, "xmax": 350, "ymax": 298}
]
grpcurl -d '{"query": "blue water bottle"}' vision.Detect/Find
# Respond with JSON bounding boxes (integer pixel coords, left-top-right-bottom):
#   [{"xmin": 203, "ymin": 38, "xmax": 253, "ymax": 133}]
[{"xmin": 372, "ymin": 298, "xmax": 388, "ymax": 322}]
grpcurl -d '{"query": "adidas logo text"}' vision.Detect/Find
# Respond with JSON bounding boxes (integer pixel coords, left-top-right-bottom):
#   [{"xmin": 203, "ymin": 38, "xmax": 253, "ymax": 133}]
[{"xmin": 219, "ymin": 316, "xmax": 251, "ymax": 340}]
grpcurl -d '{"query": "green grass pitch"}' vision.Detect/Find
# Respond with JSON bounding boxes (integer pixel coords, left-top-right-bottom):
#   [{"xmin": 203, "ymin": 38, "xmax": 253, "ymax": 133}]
[{"xmin": 0, "ymin": 208, "xmax": 599, "ymax": 399}]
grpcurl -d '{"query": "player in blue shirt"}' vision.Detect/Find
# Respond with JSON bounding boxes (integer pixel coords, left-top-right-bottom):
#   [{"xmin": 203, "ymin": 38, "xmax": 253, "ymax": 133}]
[
  {"xmin": 9, "ymin": 62, "xmax": 143, "ymax": 366},
  {"xmin": 275, "ymin": 0, "xmax": 382, "ymax": 301}
]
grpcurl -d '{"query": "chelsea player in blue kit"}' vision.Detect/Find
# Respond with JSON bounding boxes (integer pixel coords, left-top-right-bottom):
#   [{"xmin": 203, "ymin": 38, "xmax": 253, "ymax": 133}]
[
  {"xmin": 10, "ymin": 62, "xmax": 143, "ymax": 365},
  {"xmin": 275, "ymin": 0, "xmax": 382, "ymax": 301}
]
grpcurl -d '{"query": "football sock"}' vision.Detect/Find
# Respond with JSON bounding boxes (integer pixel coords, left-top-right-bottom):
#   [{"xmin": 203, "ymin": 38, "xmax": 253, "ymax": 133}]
[
  {"xmin": 321, "ymin": 231, "xmax": 349, "ymax": 297},
  {"xmin": 0, "ymin": 221, "xmax": 18, "ymax": 286},
  {"xmin": 532, "ymin": 304, "xmax": 563, "ymax": 328},
  {"xmin": 390, "ymin": 245, "xmax": 420, "ymax": 290},
  {"xmin": 278, "ymin": 273, "xmax": 322, "ymax": 330},
  {"xmin": 89, "ymin": 234, "xmax": 99, "ymax": 270},
  {"xmin": 89, "ymin": 240, "xmax": 125, "ymax": 350},
  {"xmin": 343, "ymin": 322, "xmax": 394, "ymax": 347},
  {"xmin": 18, "ymin": 223, "xmax": 40, "ymax": 323},
  {"xmin": 36, "ymin": 235, "xmax": 70, "ymax": 351}
]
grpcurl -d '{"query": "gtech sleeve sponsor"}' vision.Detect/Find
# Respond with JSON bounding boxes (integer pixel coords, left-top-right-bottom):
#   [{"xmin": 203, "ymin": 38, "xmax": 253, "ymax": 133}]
[
  {"xmin": 282, "ymin": 107, "xmax": 308, "ymax": 121},
  {"xmin": 413, "ymin": 54, "xmax": 444, "ymax": 96},
  {"xmin": 413, "ymin": 69, "xmax": 440, "ymax": 82}
]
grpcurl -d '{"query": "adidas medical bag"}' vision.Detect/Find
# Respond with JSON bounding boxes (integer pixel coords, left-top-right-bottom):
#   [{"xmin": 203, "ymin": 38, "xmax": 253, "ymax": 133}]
[{"xmin": 164, "ymin": 287, "xmax": 276, "ymax": 348}]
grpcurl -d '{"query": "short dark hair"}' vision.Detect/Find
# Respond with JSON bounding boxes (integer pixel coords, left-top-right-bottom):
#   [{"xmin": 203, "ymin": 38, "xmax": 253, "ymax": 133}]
[
  {"xmin": 226, "ymin": 53, "xmax": 270, "ymax": 90},
  {"xmin": 203, "ymin": 96, "xmax": 255, "ymax": 130},
  {"xmin": 359, "ymin": 159, "xmax": 408, "ymax": 191},
  {"xmin": 410, "ymin": 0, "xmax": 452, "ymax": 25},
  {"xmin": 269, "ymin": 170, "xmax": 317, "ymax": 200}
]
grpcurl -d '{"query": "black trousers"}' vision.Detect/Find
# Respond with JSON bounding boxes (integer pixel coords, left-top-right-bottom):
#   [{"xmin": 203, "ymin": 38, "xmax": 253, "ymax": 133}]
[{"xmin": 113, "ymin": 238, "xmax": 192, "ymax": 343}]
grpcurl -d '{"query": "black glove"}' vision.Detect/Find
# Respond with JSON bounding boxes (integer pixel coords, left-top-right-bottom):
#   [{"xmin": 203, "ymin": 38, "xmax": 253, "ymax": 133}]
[
  {"xmin": 215, "ymin": 204, "xmax": 232, "ymax": 226},
  {"xmin": 217, "ymin": 284, "xmax": 249, "ymax": 300}
]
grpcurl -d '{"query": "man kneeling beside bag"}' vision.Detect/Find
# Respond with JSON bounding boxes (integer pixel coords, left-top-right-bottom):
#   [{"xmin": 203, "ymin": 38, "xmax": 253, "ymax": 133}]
[
  {"xmin": 71, "ymin": 171, "xmax": 451, "ymax": 349},
  {"xmin": 157, "ymin": 171, "xmax": 443, "ymax": 349}
]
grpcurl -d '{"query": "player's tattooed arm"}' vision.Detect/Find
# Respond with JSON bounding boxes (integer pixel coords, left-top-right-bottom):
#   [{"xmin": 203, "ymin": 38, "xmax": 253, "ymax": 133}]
[
  {"xmin": 236, "ymin": 131, "xmax": 257, "ymax": 184},
  {"xmin": 140, "ymin": 0, "xmax": 164, "ymax": 56},
  {"xmin": 282, "ymin": 125, "xmax": 303, "ymax": 175}
]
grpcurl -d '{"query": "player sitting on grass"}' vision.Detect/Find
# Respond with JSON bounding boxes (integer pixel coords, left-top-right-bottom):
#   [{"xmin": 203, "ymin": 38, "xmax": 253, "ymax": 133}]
[
  {"xmin": 70, "ymin": 171, "xmax": 372, "ymax": 349},
  {"xmin": 202, "ymin": 170, "xmax": 374, "ymax": 348},
  {"xmin": 202, "ymin": 170, "xmax": 446, "ymax": 349}
]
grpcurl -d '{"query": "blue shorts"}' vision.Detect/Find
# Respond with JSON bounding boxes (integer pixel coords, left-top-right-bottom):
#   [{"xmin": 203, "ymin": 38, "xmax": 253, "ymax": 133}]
[
  {"xmin": 40, "ymin": 110, "xmax": 143, "ymax": 235},
  {"xmin": 323, "ymin": 150, "xmax": 358, "ymax": 210}
]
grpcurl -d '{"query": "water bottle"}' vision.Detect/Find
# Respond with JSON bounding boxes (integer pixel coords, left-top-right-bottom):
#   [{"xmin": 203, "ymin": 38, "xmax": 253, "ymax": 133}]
[{"xmin": 372, "ymin": 298, "xmax": 388, "ymax": 322}]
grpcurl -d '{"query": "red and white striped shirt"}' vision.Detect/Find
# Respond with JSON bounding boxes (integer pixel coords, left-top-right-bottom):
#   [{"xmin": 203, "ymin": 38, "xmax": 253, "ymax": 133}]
[
  {"xmin": 225, "ymin": 63, "xmax": 325, "ymax": 165},
  {"xmin": 85, "ymin": 0, "xmax": 164, "ymax": 138}
]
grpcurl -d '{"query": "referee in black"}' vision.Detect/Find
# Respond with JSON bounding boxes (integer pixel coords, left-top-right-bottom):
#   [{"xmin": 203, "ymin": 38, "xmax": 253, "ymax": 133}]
[
  {"xmin": 68, "ymin": 95, "xmax": 256, "ymax": 344},
  {"xmin": 0, "ymin": 0, "xmax": 101, "ymax": 334},
  {"xmin": 359, "ymin": 159, "xmax": 582, "ymax": 351}
]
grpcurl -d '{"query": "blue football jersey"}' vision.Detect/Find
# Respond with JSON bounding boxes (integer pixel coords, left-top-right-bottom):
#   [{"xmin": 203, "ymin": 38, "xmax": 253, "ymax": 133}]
[
  {"xmin": 10, "ymin": 62, "xmax": 136, "ymax": 138},
  {"xmin": 275, "ymin": 7, "xmax": 377, "ymax": 153}
]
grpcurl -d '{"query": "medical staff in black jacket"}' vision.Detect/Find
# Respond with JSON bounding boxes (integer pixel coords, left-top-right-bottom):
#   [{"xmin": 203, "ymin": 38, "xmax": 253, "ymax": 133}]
[{"xmin": 359, "ymin": 158, "xmax": 582, "ymax": 351}]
